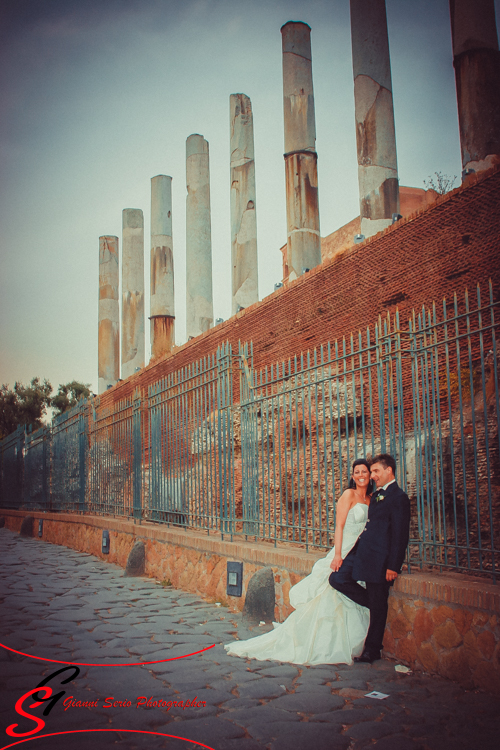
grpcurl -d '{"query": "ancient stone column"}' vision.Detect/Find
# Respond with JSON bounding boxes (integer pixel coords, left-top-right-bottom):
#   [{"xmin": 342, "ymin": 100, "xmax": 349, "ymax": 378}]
[
  {"xmin": 350, "ymin": 0, "xmax": 399, "ymax": 238},
  {"xmin": 150, "ymin": 175, "xmax": 175, "ymax": 360},
  {"xmin": 186, "ymin": 134, "xmax": 213, "ymax": 339},
  {"xmin": 281, "ymin": 21, "xmax": 321, "ymax": 281},
  {"xmin": 98, "ymin": 236, "xmax": 119, "ymax": 394},
  {"xmin": 230, "ymin": 93, "xmax": 259, "ymax": 314},
  {"xmin": 121, "ymin": 208, "xmax": 145, "ymax": 379},
  {"xmin": 450, "ymin": 0, "xmax": 500, "ymax": 175}
]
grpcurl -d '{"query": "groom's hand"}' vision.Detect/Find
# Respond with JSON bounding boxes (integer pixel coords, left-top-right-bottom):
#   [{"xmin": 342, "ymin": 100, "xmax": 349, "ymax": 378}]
[{"xmin": 386, "ymin": 569, "xmax": 398, "ymax": 581}]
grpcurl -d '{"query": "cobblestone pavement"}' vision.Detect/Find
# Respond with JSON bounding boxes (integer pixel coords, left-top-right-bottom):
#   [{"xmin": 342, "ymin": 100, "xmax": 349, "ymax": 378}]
[{"xmin": 0, "ymin": 530, "xmax": 499, "ymax": 750}]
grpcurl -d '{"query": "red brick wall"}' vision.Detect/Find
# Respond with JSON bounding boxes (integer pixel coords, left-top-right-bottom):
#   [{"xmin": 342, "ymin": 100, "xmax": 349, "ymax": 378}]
[{"xmin": 101, "ymin": 166, "xmax": 500, "ymax": 409}]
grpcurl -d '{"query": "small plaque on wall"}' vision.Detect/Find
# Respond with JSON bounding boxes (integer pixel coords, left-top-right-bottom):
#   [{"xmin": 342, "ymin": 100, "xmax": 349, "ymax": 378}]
[
  {"xmin": 102, "ymin": 529, "xmax": 110, "ymax": 554},
  {"xmin": 226, "ymin": 561, "xmax": 243, "ymax": 597}
]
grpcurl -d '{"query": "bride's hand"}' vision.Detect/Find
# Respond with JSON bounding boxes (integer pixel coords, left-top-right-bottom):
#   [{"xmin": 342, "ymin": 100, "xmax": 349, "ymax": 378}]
[{"xmin": 330, "ymin": 555, "xmax": 343, "ymax": 572}]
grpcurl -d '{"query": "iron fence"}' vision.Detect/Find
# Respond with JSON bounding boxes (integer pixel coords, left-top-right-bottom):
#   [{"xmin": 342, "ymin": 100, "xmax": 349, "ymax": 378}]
[
  {"xmin": 50, "ymin": 402, "xmax": 87, "ymax": 512},
  {"xmin": 0, "ymin": 282, "xmax": 498, "ymax": 580},
  {"xmin": 408, "ymin": 285, "xmax": 499, "ymax": 578},
  {"xmin": 0, "ymin": 425, "xmax": 24, "ymax": 509},
  {"xmin": 24, "ymin": 425, "xmax": 50, "ymax": 510},
  {"xmin": 237, "ymin": 317, "xmax": 406, "ymax": 550},
  {"xmin": 147, "ymin": 343, "xmax": 234, "ymax": 533},
  {"xmin": 238, "ymin": 283, "xmax": 499, "ymax": 580},
  {"xmin": 88, "ymin": 390, "xmax": 142, "ymax": 518}
]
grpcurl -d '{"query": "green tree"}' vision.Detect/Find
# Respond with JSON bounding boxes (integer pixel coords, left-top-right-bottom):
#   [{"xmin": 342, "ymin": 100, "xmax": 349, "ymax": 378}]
[
  {"xmin": 51, "ymin": 380, "xmax": 91, "ymax": 416},
  {"xmin": 0, "ymin": 378, "xmax": 52, "ymax": 439}
]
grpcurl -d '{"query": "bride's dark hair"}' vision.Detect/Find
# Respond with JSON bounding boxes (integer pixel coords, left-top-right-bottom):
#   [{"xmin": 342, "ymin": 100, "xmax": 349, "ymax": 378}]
[{"xmin": 348, "ymin": 458, "xmax": 375, "ymax": 494}]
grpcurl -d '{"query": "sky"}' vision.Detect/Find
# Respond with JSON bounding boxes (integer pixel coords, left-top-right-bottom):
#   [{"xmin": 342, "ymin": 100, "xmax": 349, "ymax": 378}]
[{"xmin": 1, "ymin": 0, "xmax": 498, "ymax": 396}]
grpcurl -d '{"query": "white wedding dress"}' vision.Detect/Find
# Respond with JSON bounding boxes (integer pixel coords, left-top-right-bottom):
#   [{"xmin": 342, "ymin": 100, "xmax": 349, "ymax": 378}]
[{"xmin": 224, "ymin": 502, "xmax": 369, "ymax": 665}]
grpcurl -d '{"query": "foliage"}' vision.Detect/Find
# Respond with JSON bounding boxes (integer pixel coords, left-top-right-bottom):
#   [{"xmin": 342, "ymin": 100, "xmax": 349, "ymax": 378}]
[
  {"xmin": 0, "ymin": 378, "xmax": 91, "ymax": 439},
  {"xmin": 51, "ymin": 381, "xmax": 91, "ymax": 416},
  {"xmin": 423, "ymin": 171, "xmax": 457, "ymax": 195},
  {"xmin": 0, "ymin": 378, "xmax": 52, "ymax": 439}
]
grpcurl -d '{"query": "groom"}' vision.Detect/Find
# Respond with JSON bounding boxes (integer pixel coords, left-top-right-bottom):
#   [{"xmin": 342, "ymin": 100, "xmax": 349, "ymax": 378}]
[{"xmin": 329, "ymin": 453, "xmax": 411, "ymax": 663}]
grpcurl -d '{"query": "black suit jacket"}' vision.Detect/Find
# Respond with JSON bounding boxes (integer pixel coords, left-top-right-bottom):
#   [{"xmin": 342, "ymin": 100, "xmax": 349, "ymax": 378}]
[{"xmin": 351, "ymin": 481, "xmax": 411, "ymax": 583}]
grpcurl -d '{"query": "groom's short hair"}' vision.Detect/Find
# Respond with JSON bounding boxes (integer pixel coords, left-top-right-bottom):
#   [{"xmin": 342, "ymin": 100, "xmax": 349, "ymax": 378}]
[{"xmin": 371, "ymin": 453, "xmax": 396, "ymax": 476}]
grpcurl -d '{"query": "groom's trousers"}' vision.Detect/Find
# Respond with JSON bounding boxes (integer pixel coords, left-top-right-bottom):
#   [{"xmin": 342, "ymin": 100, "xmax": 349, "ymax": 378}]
[{"xmin": 329, "ymin": 544, "xmax": 391, "ymax": 653}]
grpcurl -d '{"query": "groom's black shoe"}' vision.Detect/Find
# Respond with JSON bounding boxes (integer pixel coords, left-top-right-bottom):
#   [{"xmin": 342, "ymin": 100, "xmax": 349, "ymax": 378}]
[{"xmin": 354, "ymin": 649, "xmax": 381, "ymax": 664}]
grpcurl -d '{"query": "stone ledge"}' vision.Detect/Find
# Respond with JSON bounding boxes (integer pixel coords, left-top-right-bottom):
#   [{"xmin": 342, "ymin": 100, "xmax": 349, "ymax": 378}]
[
  {"xmin": 3, "ymin": 509, "xmax": 497, "ymax": 612},
  {"xmin": 1, "ymin": 509, "xmax": 322, "ymax": 575},
  {"xmin": 393, "ymin": 570, "xmax": 500, "ymax": 613}
]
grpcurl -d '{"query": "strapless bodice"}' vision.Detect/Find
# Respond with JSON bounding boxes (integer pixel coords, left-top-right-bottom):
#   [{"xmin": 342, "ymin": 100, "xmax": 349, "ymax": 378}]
[
  {"xmin": 344, "ymin": 501, "xmax": 368, "ymax": 527},
  {"xmin": 287, "ymin": 501, "xmax": 369, "ymax": 611},
  {"xmin": 341, "ymin": 502, "xmax": 368, "ymax": 555},
  {"xmin": 346, "ymin": 501, "xmax": 369, "ymax": 523}
]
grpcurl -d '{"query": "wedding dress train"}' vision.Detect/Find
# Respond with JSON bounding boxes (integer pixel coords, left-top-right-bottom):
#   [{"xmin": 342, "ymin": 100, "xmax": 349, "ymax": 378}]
[{"xmin": 224, "ymin": 502, "xmax": 370, "ymax": 665}]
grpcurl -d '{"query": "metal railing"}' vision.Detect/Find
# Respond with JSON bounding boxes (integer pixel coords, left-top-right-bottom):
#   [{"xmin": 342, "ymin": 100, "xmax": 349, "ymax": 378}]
[
  {"xmin": 148, "ymin": 343, "xmax": 234, "ymax": 532},
  {"xmin": 50, "ymin": 402, "xmax": 87, "ymax": 512},
  {"xmin": 237, "ymin": 320, "xmax": 404, "ymax": 549},
  {"xmin": 0, "ymin": 425, "xmax": 24, "ymax": 509},
  {"xmin": 1, "ymin": 282, "xmax": 498, "ymax": 580},
  {"xmin": 24, "ymin": 425, "xmax": 50, "ymax": 510},
  {"xmin": 88, "ymin": 391, "xmax": 141, "ymax": 518},
  {"xmin": 408, "ymin": 285, "xmax": 499, "ymax": 578}
]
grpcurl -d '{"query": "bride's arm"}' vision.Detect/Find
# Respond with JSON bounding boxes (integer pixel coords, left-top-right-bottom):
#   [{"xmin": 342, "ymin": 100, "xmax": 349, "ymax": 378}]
[{"xmin": 329, "ymin": 492, "xmax": 354, "ymax": 571}]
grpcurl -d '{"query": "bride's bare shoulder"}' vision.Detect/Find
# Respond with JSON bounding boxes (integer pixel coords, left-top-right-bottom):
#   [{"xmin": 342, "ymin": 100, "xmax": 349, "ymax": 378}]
[{"xmin": 337, "ymin": 488, "xmax": 357, "ymax": 506}]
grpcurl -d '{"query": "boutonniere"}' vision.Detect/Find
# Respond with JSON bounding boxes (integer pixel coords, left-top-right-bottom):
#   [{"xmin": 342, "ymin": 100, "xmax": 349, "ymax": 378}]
[{"xmin": 375, "ymin": 492, "xmax": 385, "ymax": 503}]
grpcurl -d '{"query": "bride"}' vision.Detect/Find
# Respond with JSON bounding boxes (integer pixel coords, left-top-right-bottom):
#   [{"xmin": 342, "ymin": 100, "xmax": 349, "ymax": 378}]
[{"xmin": 224, "ymin": 459, "xmax": 373, "ymax": 665}]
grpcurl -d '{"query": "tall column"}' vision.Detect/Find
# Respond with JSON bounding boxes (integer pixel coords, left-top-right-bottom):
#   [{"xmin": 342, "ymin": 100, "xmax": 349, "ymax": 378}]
[
  {"xmin": 281, "ymin": 21, "xmax": 321, "ymax": 281},
  {"xmin": 350, "ymin": 0, "xmax": 399, "ymax": 238},
  {"xmin": 230, "ymin": 93, "xmax": 259, "ymax": 314},
  {"xmin": 450, "ymin": 0, "xmax": 500, "ymax": 175},
  {"xmin": 150, "ymin": 175, "xmax": 175, "ymax": 360},
  {"xmin": 186, "ymin": 134, "xmax": 213, "ymax": 339},
  {"xmin": 98, "ymin": 236, "xmax": 119, "ymax": 394},
  {"xmin": 121, "ymin": 208, "xmax": 145, "ymax": 379}
]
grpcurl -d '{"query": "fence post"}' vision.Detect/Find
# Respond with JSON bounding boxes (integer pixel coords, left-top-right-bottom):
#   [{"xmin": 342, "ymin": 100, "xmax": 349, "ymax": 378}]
[
  {"xmin": 374, "ymin": 319, "xmax": 387, "ymax": 452},
  {"xmin": 239, "ymin": 342, "xmax": 259, "ymax": 536},
  {"xmin": 216, "ymin": 344, "xmax": 234, "ymax": 537},
  {"xmin": 133, "ymin": 389, "xmax": 142, "ymax": 519},
  {"xmin": 394, "ymin": 309, "xmax": 408, "ymax": 493},
  {"xmin": 17, "ymin": 426, "xmax": 25, "ymax": 508},
  {"xmin": 23, "ymin": 426, "xmax": 30, "ymax": 508},
  {"xmin": 44, "ymin": 426, "xmax": 50, "ymax": 510},
  {"xmin": 78, "ymin": 400, "xmax": 87, "ymax": 512}
]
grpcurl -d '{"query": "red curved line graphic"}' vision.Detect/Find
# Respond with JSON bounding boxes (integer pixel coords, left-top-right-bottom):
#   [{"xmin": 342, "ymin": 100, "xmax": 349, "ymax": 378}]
[
  {"xmin": 0, "ymin": 642, "xmax": 214, "ymax": 666},
  {"xmin": 0, "ymin": 729, "xmax": 216, "ymax": 750}
]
